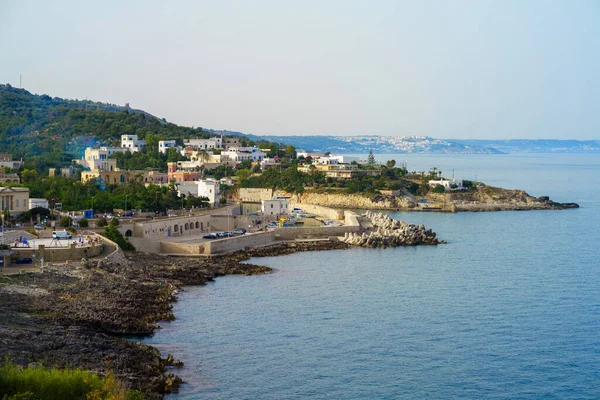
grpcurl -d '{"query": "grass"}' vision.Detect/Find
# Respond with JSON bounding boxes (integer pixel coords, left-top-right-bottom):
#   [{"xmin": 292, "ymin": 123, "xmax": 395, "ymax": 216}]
[{"xmin": 0, "ymin": 361, "xmax": 144, "ymax": 400}]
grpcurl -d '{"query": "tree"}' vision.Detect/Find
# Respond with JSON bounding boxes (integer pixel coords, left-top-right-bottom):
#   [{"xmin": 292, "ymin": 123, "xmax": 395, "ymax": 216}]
[
  {"xmin": 368, "ymin": 150, "xmax": 376, "ymax": 167},
  {"xmin": 59, "ymin": 216, "xmax": 72, "ymax": 227},
  {"xmin": 285, "ymin": 145, "xmax": 297, "ymax": 159},
  {"xmin": 102, "ymin": 218, "xmax": 135, "ymax": 251}
]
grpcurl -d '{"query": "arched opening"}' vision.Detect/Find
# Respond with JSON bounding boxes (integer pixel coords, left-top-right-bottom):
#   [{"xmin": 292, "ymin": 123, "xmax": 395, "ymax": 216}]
[{"xmin": 125, "ymin": 230, "xmax": 132, "ymax": 237}]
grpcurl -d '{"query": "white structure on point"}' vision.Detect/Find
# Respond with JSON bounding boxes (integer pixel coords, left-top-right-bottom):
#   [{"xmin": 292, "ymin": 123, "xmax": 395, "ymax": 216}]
[
  {"xmin": 428, "ymin": 179, "xmax": 464, "ymax": 190},
  {"xmin": 261, "ymin": 197, "xmax": 289, "ymax": 216}
]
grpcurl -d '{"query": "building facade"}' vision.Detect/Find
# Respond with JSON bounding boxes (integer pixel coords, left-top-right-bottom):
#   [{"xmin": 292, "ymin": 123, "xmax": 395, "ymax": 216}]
[
  {"xmin": 158, "ymin": 140, "xmax": 178, "ymax": 154},
  {"xmin": 0, "ymin": 186, "xmax": 29, "ymax": 215},
  {"xmin": 121, "ymin": 134, "xmax": 146, "ymax": 152},
  {"xmin": 261, "ymin": 197, "xmax": 289, "ymax": 216}
]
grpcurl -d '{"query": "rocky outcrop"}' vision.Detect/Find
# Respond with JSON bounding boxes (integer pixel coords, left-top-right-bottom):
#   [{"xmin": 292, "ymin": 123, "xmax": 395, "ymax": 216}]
[{"xmin": 340, "ymin": 211, "xmax": 441, "ymax": 248}]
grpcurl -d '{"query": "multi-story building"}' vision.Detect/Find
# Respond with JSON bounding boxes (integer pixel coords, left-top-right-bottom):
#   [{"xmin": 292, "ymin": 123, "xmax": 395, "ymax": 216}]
[
  {"xmin": 183, "ymin": 137, "xmax": 222, "ymax": 150},
  {"xmin": 121, "ymin": 134, "xmax": 146, "ymax": 152},
  {"xmin": 143, "ymin": 171, "xmax": 169, "ymax": 185},
  {"xmin": 222, "ymin": 137, "xmax": 240, "ymax": 150},
  {"xmin": 298, "ymin": 163, "xmax": 379, "ymax": 179},
  {"xmin": 76, "ymin": 147, "xmax": 124, "ymax": 171},
  {"xmin": 261, "ymin": 197, "xmax": 289, "ymax": 216},
  {"xmin": 221, "ymin": 147, "xmax": 266, "ymax": 162},
  {"xmin": 158, "ymin": 140, "xmax": 178, "ymax": 154},
  {"xmin": 167, "ymin": 162, "xmax": 200, "ymax": 183},
  {"xmin": 0, "ymin": 186, "xmax": 29, "ymax": 215},
  {"xmin": 0, "ymin": 168, "xmax": 20, "ymax": 184},
  {"xmin": 0, "ymin": 154, "xmax": 24, "ymax": 169},
  {"xmin": 176, "ymin": 178, "xmax": 221, "ymax": 205},
  {"xmin": 81, "ymin": 170, "xmax": 145, "ymax": 185}
]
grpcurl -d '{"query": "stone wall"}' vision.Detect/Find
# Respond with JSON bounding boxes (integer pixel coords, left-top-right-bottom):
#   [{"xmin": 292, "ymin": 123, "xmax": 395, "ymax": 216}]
[
  {"xmin": 282, "ymin": 191, "xmax": 415, "ymax": 210},
  {"xmin": 11, "ymin": 242, "xmax": 104, "ymax": 263},
  {"xmin": 289, "ymin": 202, "xmax": 345, "ymax": 221},
  {"xmin": 239, "ymin": 188, "xmax": 274, "ymax": 203},
  {"xmin": 205, "ymin": 231, "xmax": 277, "ymax": 254}
]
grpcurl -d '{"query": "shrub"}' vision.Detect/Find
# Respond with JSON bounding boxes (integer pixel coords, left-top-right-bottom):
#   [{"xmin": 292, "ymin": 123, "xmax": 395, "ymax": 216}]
[
  {"xmin": 96, "ymin": 218, "xmax": 108, "ymax": 228},
  {"xmin": 102, "ymin": 219, "xmax": 135, "ymax": 251},
  {"xmin": 59, "ymin": 216, "xmax": 72, "ymax": 228},
  {"xmin": 432, "ymin": 185, "xmax": 446, "ymax": 194},
  {"xmin": 0, "ymin": 360, "xmax": 144, "ymax": 400},
  {"xmin": 78, "ymin": 218, "xmax": 89, "ymax": 228}
]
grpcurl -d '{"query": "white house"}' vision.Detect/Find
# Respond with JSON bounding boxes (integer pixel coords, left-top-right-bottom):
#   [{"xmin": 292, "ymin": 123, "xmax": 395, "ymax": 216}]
[
  {"xmin": 222, "ymin": 147, "xmax": 266, "ymax": 162},
  {"xmin": 121, "ymin": 134, "xmax": 146, "ymax": 152},
  {"xmin": 78, "ymin": 147, "xmax": 123, "ymax": 171},
  {"xmin": 176, "ymin": 178, "xmax": 221, "ymax": 205},
  {"xmin": 183, "ymin": 137, "xmax": 222, "ymax": 150},
  {"xmin": 297, "ymin": 151, "xmax": 325, "ymax": 159},
  {"xmin": 428, "ymin": 179, "xmax": 463, "ymax": 190},
  {"xmin": 261, "ymin": 197, "xmax": 289, "ymax": 216},
  {"xmin": 158, "ymin": 140, "xmax": 178, "ymax": 154}
]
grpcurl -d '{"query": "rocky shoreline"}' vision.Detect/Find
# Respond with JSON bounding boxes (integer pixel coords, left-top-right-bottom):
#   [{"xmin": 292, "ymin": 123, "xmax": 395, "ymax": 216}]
[
  {"xmin": 0, "ymin": 240, "xmax": 348, "ymax": 399},
  {"xmin": 285, "ymin": 187, "xmax": 579, "ymax": 212}
]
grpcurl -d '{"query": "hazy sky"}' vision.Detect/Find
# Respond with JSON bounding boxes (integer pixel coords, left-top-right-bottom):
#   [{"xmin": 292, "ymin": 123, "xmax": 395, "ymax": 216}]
[{"xmin": 1, "ymin": 1, "xmax": 599, "ymax": 139}]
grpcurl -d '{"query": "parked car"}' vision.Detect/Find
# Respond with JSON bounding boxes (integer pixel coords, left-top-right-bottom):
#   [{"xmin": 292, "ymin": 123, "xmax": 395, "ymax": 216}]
[
  {"xmin": 203, "ymin": 233, "xmax": 218, "ymax": 239},
  {"xmin": 234, "ymin": 228, "xmax": 247, "ymax": 235},
  {"xmin": 15, "ymin": 258, "xmax": 33, "ymax": 264}
]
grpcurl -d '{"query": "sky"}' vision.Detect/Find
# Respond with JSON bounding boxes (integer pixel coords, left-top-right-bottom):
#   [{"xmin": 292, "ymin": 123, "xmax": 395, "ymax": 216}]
[{"xmin": 1, "ymin": 0, "xmax": 599, "ymax": 139}]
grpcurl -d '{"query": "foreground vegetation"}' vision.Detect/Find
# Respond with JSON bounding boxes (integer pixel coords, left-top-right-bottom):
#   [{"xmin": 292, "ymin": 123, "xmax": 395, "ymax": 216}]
[{"xmin": 0, "ymin": 361, "xmax": 143, "ymax": 400}]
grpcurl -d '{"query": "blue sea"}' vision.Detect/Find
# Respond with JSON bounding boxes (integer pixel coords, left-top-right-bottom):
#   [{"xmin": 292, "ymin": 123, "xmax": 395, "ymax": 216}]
[{"xmin": 142, "ymin": 153, "xmax": 600, "ymax": 399}]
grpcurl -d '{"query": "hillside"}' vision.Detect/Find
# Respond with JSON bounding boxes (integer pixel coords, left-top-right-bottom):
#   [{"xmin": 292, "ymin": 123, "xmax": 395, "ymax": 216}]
[{"xmin": 0, "ymin": 84, "xmax": 217, "ymax": 163}]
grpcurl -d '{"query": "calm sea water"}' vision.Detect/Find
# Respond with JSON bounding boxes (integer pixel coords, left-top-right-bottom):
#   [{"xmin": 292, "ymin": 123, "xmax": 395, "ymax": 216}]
[{"xmin": 142, "ymin": 154, "xmax": 600, "ymax": 399}]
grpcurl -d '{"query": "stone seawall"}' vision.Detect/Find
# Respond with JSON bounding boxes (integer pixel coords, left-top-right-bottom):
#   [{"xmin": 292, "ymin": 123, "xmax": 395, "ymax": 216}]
[
  {"xmin": 280, "ymin": 191, "xmax": 415, "ymax": 210},
  {"xmin": 340, "ymin": 211, "xmax": 441, "ymax": 248}
]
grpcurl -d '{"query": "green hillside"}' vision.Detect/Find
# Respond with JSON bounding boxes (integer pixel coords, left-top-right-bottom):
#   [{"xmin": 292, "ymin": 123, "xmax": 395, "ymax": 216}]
[{"xmin": 0, "ymin": 83, "xmax": 224, "ymax": 167}]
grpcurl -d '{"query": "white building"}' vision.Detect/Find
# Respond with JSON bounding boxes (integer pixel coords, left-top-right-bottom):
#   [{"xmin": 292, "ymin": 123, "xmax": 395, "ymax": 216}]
[
  {"xmin": 121, "ymin": 134, "xmax": 146, "ymax": 152},
  {"xmin": 222, "ymin": 147, "xmax": 266, "ymax": 162},
  {"xmin": 183, "ymin": 137, "xmax": 222, "ymax": 150},
  {"xmin": 428, "ymin": 179, "xmax": 463, "ymax": 190},
  {"xmin": 29, "ymin": 198, "xmax": 49, "ymax": 210},
  {"xmin": 159, "ymin": 140, "xmax": 178, "ymax": 154},
  {"xmin": 78, "ymin": 147, "xmax": 123, "ymax": 171},
  {"xmin": 176, "ymin": 179, "xmax": 221, "ymax": 205},
  {"xmin": 297, "ymin": 151, "xmax": 325, "ymax": 159},
  {"xmin": 261, "ymin": 197, "xmax": 289, "ymax": 216}
]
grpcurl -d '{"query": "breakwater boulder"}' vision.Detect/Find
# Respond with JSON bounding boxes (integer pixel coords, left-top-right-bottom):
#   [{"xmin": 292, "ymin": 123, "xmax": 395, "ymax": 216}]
[{"xmin": 341, "ymin": 210, "xmax": 441, "ymax": 248}]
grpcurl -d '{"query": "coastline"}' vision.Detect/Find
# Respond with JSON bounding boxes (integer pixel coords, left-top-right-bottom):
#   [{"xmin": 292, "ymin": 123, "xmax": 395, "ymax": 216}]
[{"xmin": 0, "ymin": 240, "xmax": 349, "ymax": 399}]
